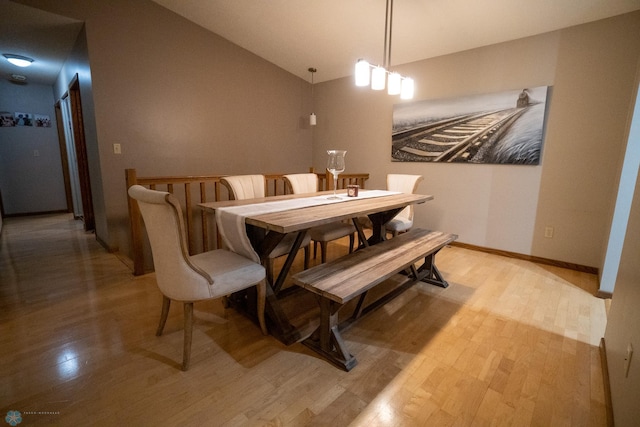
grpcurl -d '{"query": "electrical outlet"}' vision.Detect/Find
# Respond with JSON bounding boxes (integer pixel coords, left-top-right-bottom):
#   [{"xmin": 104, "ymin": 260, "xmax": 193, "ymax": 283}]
[
  {"xmin": 113, "ymin": 143, "xmax": 121, "ymax": 154},
  {"xmin": 624, "ymin": 343, "xmax": 633, "ymax": 378},
  {"xmin": 33, "ymin": 150, "xmax": 40, "ymax": 157},
  {"xmin": 544, "ymin": 226, "xmax": 554, "ymax": 238}
]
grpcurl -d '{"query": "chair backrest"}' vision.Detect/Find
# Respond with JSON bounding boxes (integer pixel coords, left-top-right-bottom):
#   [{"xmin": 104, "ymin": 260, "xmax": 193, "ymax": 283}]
[
  {"xmin": 387, "ymin": 174, "xmax": 424, "ymax": 221},
  {"xmin": 283, "ymin": 173, "xmax": 318, "ymax": 194},
  {"xmin": 221, "ymin": 175, "xmax": 266, "ymax": 200},
  {"xmin": 128, "ymin": 185, "xmax": 213, "ymax": 301}
]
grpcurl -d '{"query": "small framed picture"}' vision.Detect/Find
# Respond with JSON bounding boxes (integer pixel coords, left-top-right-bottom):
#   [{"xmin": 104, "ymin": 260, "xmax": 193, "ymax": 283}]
[
  {"xmin": 14, "ymin": 112, "xmax": 33, "ymax": 126},
  {"xmin": 34, "ymin": 114, "xmax": 51, "ymax": 127},
  {"xmin": 0, "ymin": 112, "xmax": 15, "ymax": 127}
]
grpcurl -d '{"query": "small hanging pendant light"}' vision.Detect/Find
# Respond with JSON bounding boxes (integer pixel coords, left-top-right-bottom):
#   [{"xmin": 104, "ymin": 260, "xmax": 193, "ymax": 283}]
[{"xmin": 309, "ymin": 67, "xmax": 317, "ymax": 126}]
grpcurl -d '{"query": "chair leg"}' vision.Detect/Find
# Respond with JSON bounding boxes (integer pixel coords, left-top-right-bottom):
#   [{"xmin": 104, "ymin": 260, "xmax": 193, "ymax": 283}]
[
  {"xmin": 304, "ymin": 245, "xmax": 310, "ymax": 270},
  {"xmin": 266, "ymin": 258, "xmax": 275, "ymax": 286},
  {"xmin": 256, "ymin": 280, "xmax": 267, "ymax": 335},
  {"xmin": 182, "ymin": 302, "xmax": 194, "ymax": 371},
  {"xmin": 320, "ymin": 241, "xmax": 328, "ymax": 263},
  {"xmin": 156, "ymin": 295, "xmax": 171, "ymax": 336}
]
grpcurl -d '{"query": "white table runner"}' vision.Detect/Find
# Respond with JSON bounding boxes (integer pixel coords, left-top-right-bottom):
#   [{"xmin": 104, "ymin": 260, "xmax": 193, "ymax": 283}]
[{"xmin": 216, "ymin": 190, "xmax": 398, "ymax": 262}]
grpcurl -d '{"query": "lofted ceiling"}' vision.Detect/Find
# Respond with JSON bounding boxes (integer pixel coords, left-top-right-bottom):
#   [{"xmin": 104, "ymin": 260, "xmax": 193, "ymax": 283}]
[
  {"xmin": 150, "ymin": 0, "xmax": 640, "ymax": 83},
  {"xmin": 1, "ymin": 0, "xmax": 640, "ymax": 86}
]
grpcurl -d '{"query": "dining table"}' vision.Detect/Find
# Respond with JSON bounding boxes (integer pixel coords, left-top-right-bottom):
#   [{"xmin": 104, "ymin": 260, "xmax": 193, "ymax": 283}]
[{"xmin": 199, "ymin": 189, "xmax": 433, "ymax": 344}]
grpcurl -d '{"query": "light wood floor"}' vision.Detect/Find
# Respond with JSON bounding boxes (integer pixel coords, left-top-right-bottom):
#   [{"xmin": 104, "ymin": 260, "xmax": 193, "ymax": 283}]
[{"xmin": 0, "ymin": 214, "xmax": 609, "ymax": 426}]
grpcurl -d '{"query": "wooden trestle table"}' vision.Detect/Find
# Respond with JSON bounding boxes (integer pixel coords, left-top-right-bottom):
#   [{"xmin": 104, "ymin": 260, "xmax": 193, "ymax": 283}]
[{"xmin": 199, "ymin": 190, "xmax": 433, "ymax": 344}]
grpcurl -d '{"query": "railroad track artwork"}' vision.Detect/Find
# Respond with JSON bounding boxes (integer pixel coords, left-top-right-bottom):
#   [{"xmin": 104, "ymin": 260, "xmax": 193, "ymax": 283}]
[{"xmin": 391, "ymin": 87, "xmax": 548, "ymax": 164}]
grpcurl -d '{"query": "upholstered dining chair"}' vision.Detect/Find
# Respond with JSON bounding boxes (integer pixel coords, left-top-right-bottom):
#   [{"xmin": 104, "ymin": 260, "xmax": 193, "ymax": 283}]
[
  {"xmin": 283, "ymin": 173, "xmax": 356, "ymax": 263},
  {"xmin": 128, "ymin": 185, "xmax": 267, "ymax": 371},
  {"xmin": 221, "ymin": 175, "xmax": 311, "ymax": 283},
  {"xmin": 385, "ymin": 174, "xmax": 424, "ymax": 237},
  {"xmin": 221, "ymin": 174, "xmax": 266, "ymax": 200}
]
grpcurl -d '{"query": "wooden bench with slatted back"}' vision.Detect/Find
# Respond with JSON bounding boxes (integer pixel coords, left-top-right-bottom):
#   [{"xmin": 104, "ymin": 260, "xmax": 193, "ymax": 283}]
[{"xmin": 291, "ymin": 228, "xmax": 457, "ymax": 371}]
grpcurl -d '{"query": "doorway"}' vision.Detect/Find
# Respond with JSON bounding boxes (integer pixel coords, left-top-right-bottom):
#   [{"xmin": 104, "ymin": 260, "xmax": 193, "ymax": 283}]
[
  {"xmin": 599, "ymin": 81, "xmax": 640, "ymax": 296},
  {"xmin": 55, "ymin": 74, "xmax": 95, "ymax": 232}
]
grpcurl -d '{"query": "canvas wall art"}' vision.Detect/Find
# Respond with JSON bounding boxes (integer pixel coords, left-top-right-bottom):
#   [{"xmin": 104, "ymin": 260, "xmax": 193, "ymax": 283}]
[
  {"xmin": 34, "ymin": 114, "xmax": 51, "ymax": 127},
  {"xmin": 0, "ymin": 112, "xmax": 15, "ymax": 127},
  {"xmin": 14, "ymin": 112, "xmax": 33, "ymax": 126},
  {"xmin": 0, "ymin": 112, "xmax": 51, "ymax": 128},
  {"xmin": 392, "ymin": 86, "xmax": 549, "ymax": 164}
]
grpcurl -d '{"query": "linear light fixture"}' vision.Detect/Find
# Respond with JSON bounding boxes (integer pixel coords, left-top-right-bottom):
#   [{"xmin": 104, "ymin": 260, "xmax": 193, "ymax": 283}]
[
  {"xmin": 3, "ymin": 53, "xmax": 34, "ymax": 67},
  {"xmin": 354, "ymin": 0, "xmax": 414, "ymax": 99}
]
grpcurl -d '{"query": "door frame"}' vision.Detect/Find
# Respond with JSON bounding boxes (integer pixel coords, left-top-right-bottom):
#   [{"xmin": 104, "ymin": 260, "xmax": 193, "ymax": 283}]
[{"xmin": 55, "ymin": 73, "xmax": 95, "ymax": 231}]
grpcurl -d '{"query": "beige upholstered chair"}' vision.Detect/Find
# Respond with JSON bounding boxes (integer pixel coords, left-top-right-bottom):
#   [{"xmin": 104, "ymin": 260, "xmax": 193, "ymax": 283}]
[
  {"xmin": 284, "ymin": 173, "xmax": 356, "ymax": 263},
  {"xmin": 385, "ymin": 174, "xmax": 424, "ymax": 237},
  {"xmin": 128, "ymin": 185, "xmax": 267, "ymax": 371},
  {"xmin": 221, "ymin": 175, "xmax": 311, "ymax": 283},
  {"xmin": 221, "ymin": 174, "xmax": 266, "ymax": 200}
]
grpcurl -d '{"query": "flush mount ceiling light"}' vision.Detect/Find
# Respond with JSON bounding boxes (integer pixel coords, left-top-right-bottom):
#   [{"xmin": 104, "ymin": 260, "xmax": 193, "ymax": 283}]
[
  {"xmin": 3, "ymin": 53, "xmax": 34, "ymax": 67},
  {"xmin": 354, "ymin": 0, "xmax": 414, "ymax": 99}
]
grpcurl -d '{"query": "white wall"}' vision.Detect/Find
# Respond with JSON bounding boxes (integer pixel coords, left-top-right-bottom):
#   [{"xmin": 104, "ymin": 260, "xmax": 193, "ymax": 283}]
[
  {"xmin": 604, "ymin": 152, "xmax": 640, "ymax": 426},
  {"xmin": 600, "ymin": 82, "xmax": 640, "ymax": 295},
  {"xmin": 0, "ymin": 80, "xmax": 67, "ymax": 214}
]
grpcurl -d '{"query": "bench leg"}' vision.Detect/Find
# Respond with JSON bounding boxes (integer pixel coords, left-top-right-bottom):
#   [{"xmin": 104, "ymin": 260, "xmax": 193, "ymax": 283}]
[
  {"xmin": 302, "ymin": 298, "xmax": 357, "ymax": 371},
  {"xmin": 416, "ymin": 252, "xmax": 449, "ymax": 288}
]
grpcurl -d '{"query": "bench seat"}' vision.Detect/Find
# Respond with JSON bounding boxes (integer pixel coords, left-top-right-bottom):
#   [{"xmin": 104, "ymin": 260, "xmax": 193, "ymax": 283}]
[{"xmin": 291, "ymin": 228, "xmax": 457, "ymax": 370}]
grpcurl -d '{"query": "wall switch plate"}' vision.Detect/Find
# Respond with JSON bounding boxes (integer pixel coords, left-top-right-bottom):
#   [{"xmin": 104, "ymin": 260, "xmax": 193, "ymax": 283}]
[
  {"xmin": 113, "ymin": 143, "xmax": 121, "ymax": 154},
  {"xmin": 544, "ymin": 226, "xmax": 554, "ymax": 238}
]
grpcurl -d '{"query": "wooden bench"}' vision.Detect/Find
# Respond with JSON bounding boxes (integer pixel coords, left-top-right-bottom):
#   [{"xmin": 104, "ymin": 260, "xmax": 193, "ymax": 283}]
[{"xmin": 292, "ymin": 228, "xmax": 457, "ymax": 371}]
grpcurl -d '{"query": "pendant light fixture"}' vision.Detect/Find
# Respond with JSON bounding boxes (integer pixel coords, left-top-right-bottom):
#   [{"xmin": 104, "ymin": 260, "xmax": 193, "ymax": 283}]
[
  {"xmin": 354, "ymin": 0, "xmax": 414, "ymax": 99},
  {"xmin": 308, "ymin": 67, "xmax": 317, "ymax": 126}
]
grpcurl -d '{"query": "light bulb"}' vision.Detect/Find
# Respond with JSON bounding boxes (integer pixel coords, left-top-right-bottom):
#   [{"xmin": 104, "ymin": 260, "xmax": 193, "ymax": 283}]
[
  {"xmin": 401, "ymin": 78, "xmax": 414, "ymax": 99},
  {"xmin": 371, "ymin": 66, "xmax": 386, "ymax": 90},
  {"xmin": 388, "ymin": 73, "xmax": 401, "ymax": 95},
  {"xmin": 355, "ymin": 59, "xmax": 370, "ymax": 86}
]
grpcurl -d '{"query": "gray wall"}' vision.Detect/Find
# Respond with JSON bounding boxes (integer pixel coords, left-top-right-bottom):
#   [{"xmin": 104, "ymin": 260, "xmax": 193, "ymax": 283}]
[
  {"xmin": 313, "ymin": 12, "xmax": 640, "ymax": 271},
  {"xmin": 13, "ymin": 2, "xmax": 639, "ymax": 270},
  {"xmin": 0, "ymin": 80, "xmax": 67, "ymax": 214},
  {"xmin": 19, "ymin": 0, "xmax": 314, "ymax": 258},
  {"xmin": 17, "ymin": 0, "xmax": 639, "ymax": 270}
]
